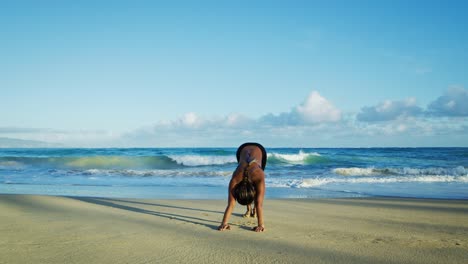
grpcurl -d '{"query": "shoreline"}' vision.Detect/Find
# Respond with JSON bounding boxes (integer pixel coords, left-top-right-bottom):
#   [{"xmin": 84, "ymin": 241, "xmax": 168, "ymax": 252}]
[
  {"xmin": 1, "ymin": 194, "xmax": 467, "ymax": 263},
  {"xmin": 2, "ymin": 184, "xmax": 467, "ymax": 200}
]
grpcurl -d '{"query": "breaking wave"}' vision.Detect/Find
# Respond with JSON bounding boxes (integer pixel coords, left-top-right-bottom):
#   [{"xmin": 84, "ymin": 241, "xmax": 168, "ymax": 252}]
[
  {"xmin": 266, "ymin": 166, "xmax": 468, "ymax": 189},
  {"xmin": 168, "ymin": 155, "xmax": 236, "ymax": 166},
  {"xmin": 0, "ymin": 155, "xmax": 236, "ymax": 170},
  {"xmin": 267, "ymin": 150, "xmax": 327, "ymax": 165}
]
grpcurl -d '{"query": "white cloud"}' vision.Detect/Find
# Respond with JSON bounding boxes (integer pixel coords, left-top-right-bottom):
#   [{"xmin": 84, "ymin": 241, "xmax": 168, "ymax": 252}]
[
  {"xmin": 428, "ymin": 86, "xmax": 468, "ymax": 116},
  {"xmin": 357, "ymin": 98, "xmax": 423, "ymax": 122},
  {"xmin": 224, "ymin": 113, "xmax": 251, "ymax": 127},
  {"xmin": 180, "ymin": 112, "xmax": 202, "ymax": 128},
  {"xmin": 296, "ymin": 91, "xmax": 341, "ymax": 123}
]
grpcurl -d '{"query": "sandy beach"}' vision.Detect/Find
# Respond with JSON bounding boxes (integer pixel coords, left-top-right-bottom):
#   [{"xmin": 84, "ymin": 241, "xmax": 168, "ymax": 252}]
[{"xmin": 0, "ymin": 194, "xmax": 467, "ymax": 264}]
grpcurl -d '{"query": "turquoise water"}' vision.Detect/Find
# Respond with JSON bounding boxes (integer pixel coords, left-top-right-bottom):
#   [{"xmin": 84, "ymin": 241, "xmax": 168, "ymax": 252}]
[{"xmin": 0, "ymin": 148, "xmax": 467, "ymax": 199}]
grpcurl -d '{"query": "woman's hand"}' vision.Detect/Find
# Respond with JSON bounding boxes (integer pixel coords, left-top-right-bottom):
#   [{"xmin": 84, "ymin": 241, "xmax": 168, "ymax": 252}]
[
  {"xmin": 252, "ymin": 225, "xmax": 265, "ymax": 232},
  {"xmin": 218, "ymin": 223, "xmax": 231, "ymax": 231}
]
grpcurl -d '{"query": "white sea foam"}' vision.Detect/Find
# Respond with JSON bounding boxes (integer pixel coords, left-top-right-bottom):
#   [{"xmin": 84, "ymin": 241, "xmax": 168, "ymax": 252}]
[
  {"xmin": 268, "ymin": 150, "xmax": 321, "ymax": 164},
  {"xmin": 298, "ymin": 174, "xmax": 468, "ymax": 187},
  {"xmin": 267, "ymin": 179, "xmax": 304, "ymax": 188},
  {"xmin": 333, "ymin": 167, "xmax": 377, "ymax": 176},
  {"xmin": 168, "ymin": 155, "xmax": 236, "ymax": 166},
  {"xmin": 295, "ymin": 178, "xmax": 335, "ymax": 187},
  {"xmin": 333, "ymin": 166, "xmax": 467, "ymax": 177}
]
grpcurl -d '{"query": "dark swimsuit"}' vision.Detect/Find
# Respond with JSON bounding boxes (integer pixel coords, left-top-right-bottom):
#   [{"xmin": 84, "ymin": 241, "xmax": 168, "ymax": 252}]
[{"xmin": 236, "ymin": 142, "xmax": 267, "ymax": 170}]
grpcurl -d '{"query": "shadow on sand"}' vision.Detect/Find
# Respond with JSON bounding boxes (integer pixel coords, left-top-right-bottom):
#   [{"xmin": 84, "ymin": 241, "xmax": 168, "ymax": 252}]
[{"xmin": 70, "ymin": 197, "xmax": 222, "ymax": 230}]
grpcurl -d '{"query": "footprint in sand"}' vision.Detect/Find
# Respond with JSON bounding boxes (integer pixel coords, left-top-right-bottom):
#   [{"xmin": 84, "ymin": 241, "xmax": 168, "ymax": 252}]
[{"xmin": 372, "ymin": 238, "xmax": 384, "ymax": 244}]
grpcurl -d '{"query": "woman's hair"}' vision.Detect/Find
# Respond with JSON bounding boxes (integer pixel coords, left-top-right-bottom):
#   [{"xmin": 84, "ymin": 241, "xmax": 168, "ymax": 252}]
[{"xmin": 233, "ymin": 179, "xmax": 256, "ymax": 205}]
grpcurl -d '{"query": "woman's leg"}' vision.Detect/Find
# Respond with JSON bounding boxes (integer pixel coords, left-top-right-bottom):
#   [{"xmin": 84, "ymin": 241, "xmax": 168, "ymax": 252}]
[
  {"xmin": 243, "ymin": 203, "xmax": 252, "ymax": 217},
  {"xmin": 243, "ymin": 203, "xmax": 257, "ymax": 218},
  {"xmin": 251, "ymin": 205, "xmax": 256, "ymax": 217}
]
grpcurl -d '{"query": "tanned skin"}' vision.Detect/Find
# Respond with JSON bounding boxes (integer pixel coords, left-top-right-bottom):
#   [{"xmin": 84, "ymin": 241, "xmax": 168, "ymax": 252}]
[{"xmin": 218, "ymin": 145, "xmax": 265, "ymax": 232}]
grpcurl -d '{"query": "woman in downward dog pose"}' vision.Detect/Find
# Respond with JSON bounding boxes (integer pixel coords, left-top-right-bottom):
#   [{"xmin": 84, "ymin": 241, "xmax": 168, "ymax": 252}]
[{"xmin": 218, "ymin": 142, "xmax": 267, "ymax": 232}]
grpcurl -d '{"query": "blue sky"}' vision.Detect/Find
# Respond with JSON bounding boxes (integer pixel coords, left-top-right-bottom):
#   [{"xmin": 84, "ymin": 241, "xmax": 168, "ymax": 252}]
[{"xmin": 1, "ymin": 0, "xmax": 467, "ymax": 147}]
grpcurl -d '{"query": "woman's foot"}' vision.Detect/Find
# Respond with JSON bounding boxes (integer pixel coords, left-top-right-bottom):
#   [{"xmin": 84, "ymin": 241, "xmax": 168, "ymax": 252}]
[
  {"xmin": 250, "ymin": 208, "xmax": 256, "ymax": 218},
  {"xmin": 243, "ymin": 208, "xmax": 256, "ymax": 218},
  {"xmin": 243, "ymin": 209, "xmax": 252, "ymax": 218}
]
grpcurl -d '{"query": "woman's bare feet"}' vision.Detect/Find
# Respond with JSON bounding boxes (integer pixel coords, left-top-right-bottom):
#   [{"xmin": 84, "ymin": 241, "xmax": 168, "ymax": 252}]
[
  {"xmin": 250, "ymin": 208, "xmax": 256, "ymax": 218},
  {"xmin": 243, "ymin": 209, "xmax": 252, "ymax": 218},
  {"xmin": 243, "ymin": 207, "xmax": 256, "ymax": 218}
]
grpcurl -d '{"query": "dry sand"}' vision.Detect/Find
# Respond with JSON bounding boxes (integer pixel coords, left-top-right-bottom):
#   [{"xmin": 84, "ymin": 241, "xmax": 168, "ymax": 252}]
[{"xmin": 0, "ymin": 194, "xmax": 467, "ymax": 264}]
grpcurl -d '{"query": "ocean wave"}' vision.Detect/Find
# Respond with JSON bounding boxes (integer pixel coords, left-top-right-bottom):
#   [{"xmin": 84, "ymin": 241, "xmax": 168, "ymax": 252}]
[
  {"xmin": 267, "ymin": 150, "xmax": 326, "ymax": 165},
  {"xmin": 0, "ymin": 156, "xmax": 181, "ymax": 170},
  {"xmin": 298, "ymin": 174, "xmax": 468, "ymax": 187},
  {"xmin": 333, "ymin": 166, "xmax": 467, "ymax": 177},
  {"xmin": 0, "ymin": 154, "xmax": 238, "ymax": 169},
  {"xmin": 168, "ymin": 155, "xmax": 236, "ymax": 166},
  {"xmin": 0, "ymin": 160, "xmax": 24, "ymax": 169},
  {"xmin": 56, "ymin": 168, "xmax": 233, "ymax": 177}
]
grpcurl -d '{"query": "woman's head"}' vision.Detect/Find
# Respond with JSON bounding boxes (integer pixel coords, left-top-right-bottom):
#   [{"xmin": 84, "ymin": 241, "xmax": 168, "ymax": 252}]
[{"xmin": 233, "ymin": 179, "xmax": 256, "ymax": 205}]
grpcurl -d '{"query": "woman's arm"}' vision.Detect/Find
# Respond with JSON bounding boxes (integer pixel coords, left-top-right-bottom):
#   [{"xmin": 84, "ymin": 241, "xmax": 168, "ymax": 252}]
[
  {"xmin": 253, "ymin": 177, "xmax": 265, "ymax": 232},
  {"xmin": 218, "ymin": 179, "xmax": 237, "ymax": 231}
]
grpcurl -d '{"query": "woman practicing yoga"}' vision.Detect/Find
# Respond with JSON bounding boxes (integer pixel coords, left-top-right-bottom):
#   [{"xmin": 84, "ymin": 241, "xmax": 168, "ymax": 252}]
[{"xmin": 218, "ymin": 142, "xmax": 267, "ymax": 232}]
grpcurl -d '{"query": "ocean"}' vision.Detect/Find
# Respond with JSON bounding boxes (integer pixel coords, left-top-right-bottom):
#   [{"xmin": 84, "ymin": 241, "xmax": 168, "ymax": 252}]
[{"xmin": 0, "ymin": 148, "xmax": 467, "ymax": 199}]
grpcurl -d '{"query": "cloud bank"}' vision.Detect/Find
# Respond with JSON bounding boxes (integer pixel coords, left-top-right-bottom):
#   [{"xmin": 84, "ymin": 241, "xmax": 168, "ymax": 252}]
[
  {"xmin": 428, "ymin": 87, "xmax": 468, "ymax": 117},
  {"xmin": 357, "ymin": 98, "xmax": 422, "ymax": 122},
  {"xmin": 2, "ymin": 88, "xmax": 468, "ymax": 147},
  {"xmin": 356, "ymin": 87, "xmax": 468, "ymax": 124},
  {"xmin": 120, "ymin": 89, "xmax": 468, "ymax": 147}
]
